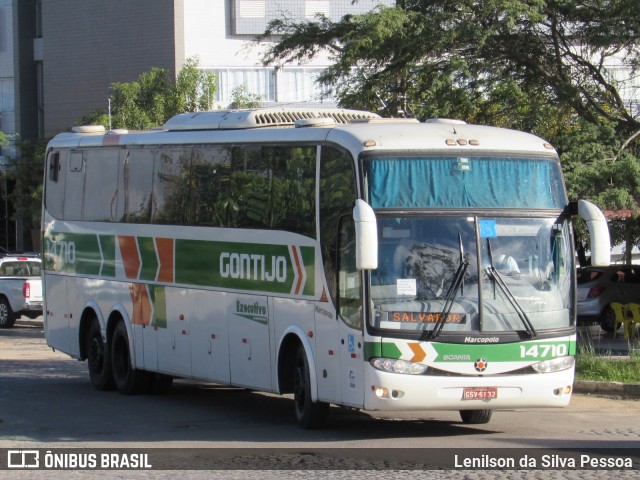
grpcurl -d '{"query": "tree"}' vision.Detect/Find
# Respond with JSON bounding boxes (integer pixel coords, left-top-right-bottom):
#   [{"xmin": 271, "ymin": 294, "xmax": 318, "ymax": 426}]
[
  {"xmin": 172, "ymin": 57, "xmax": 217, "ymax": 114},
  {"xmin": 262, "ymin": 0, "xmax": 640, "ymax": 260},
  {"xmin": 82, "ymin": 57, "xmax": 217, "ymax": 130},
  {"xmin": 0, "ymin": 138, "xmax": 47, "ymax": 251},
  {"xmin": 227, "ymin": 83, "xmax": 264, "ymax": 109},
  {"xmin": 263, "ymin": 1, "xmax": 639, "ymax": 134}
]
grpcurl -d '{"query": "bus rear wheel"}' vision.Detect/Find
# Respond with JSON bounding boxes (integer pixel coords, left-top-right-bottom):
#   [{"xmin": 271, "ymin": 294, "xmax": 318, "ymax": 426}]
[
  {"xmin": 293, "ymin": 346, "xmax": 329, "ymax": 429},
  {"xmin": 86, "ymin": 317, "xmax": 114, "ymax": 390},
  {"xmin": 111, "ymin": 321, "xmax": 150, "ymax": 395},
  {"xmin": 459, "ymin": 409, "xmax": 492, "ymax": 424}
]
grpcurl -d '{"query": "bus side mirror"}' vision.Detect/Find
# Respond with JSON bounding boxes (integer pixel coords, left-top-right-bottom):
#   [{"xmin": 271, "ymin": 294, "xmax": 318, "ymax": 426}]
[
  {"xmin": 353, "ymin": 199, "xmax": 378, "ymax": 270},
  {"xmin": 577, "ymin": 199, "xmax": 611, "ymax": 267}
]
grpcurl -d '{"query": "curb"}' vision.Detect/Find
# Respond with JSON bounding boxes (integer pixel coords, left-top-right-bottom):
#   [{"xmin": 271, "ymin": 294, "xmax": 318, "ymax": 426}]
[{"xmin": 573, "ymin": 380, "xmax": 640, "ymax": 399}]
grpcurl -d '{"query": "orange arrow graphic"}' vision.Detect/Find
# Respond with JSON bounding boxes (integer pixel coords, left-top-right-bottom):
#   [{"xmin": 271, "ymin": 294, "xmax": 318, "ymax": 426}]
[
  {"xmin": 291, "ymin": 245, "xmax": 304, "ymax": 295},
  {"xmin": 408, "ymin": 343, "xmax": 426, "ymax": 363}
]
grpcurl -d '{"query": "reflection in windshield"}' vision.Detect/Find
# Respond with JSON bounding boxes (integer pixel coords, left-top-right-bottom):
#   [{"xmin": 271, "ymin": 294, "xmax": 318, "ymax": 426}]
[{"xmin": 370, "ymin": 216, "xmax": 573, "ymax": 333}]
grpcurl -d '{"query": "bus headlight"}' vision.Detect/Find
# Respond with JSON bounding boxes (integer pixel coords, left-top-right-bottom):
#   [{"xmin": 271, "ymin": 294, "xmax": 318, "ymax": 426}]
[
  {"xmin": 532, "ymin": 356, "xmax": 575, "ymax": 373},
  {"xmin": 370, "ymin": 358, "xmax": 428, "ymax": 375}
]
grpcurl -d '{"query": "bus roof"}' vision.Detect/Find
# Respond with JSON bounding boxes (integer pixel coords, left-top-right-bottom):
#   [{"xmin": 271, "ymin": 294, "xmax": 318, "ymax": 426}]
[{"xmin": 49, "ymin": 109, "xmax": 557, "ymax": 156}]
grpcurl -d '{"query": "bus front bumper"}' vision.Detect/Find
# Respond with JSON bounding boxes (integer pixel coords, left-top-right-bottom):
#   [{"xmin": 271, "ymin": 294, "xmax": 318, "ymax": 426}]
[{"xmin": 364, "ymin": 364, "xmax": 574, "ymax": 411}]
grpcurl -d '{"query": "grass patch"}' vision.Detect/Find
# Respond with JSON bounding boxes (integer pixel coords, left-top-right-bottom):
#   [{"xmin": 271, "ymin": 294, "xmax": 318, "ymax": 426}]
[{"xmin": 575, "ymin": 343, "xmax": 640, "ymax": 384}]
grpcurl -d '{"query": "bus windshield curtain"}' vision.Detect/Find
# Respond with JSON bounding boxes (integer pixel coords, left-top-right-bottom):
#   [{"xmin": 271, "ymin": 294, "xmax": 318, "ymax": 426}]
[{"xmin": 367, "ymin": 157, "xmax": 565, "ymax": 209}]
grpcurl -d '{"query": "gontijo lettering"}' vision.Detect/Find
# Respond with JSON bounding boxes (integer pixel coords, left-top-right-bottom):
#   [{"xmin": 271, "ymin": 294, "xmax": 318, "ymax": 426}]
[{"xmin": 220, "ymin": 252, "xmax": 287, "ymax": 283}]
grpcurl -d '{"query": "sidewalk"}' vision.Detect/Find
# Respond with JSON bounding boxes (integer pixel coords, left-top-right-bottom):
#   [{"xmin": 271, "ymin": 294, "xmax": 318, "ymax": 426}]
[{"xmin": 574, "ymin": 325, "xmax": 640, "ymax": 399}]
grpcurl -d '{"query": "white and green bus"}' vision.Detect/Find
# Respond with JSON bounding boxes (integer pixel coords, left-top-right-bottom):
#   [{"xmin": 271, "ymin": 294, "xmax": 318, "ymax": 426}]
[{"xmin": 43, "ymin": 108, "xmax": 610, "ymax": 428}]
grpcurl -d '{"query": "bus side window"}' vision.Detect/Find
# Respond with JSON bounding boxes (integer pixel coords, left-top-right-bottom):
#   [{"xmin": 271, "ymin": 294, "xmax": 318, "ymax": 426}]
[
  {"xmin": 83, "ymin": 149, "xmax": 119, "ymax": 221},
  {"xmin": 49, "ymin": 151, "xmax": 60, "ymax": 182},
  {"xmin": 45, "ymin": 150, "xmax": 66, "ymax": 219},
  {"xmin": 337, "ymin": 216, "xmax": 362, "ymax": 330},
  {"xmin": 319, "ymin": 146, "xmax": 357, "ymax": 305}
]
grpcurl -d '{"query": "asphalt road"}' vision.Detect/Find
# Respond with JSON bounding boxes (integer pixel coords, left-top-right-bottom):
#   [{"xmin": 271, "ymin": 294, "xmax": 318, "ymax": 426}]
[{"xmin": 1, "ymin": 318, "xmax": 638, "ymax": 479}]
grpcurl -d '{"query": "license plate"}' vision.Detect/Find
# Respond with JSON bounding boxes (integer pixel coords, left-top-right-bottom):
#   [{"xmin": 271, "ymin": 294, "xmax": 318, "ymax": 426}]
[{"xmin": 463, "ymin": 387, "xmax": 498, "ymax": 400}]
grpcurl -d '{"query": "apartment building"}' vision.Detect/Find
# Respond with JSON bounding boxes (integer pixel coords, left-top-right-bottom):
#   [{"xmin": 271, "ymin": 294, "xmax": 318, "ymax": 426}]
[
  {"xmin": 2, "ymin": 0, "xmax": 397, "ymax": 251},
  {"xmin": 8, "ymin": 0, "xmax": 395, "ymax": 137}
]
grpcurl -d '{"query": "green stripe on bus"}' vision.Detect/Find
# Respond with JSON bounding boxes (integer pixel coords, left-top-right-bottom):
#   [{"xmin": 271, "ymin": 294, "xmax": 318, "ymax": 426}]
[
  {"xmin": 301, "ymin": 246, "xmax": 315, "ymax": 296},
  {"xmin": 432, "ymin": 340, "xmax": 575, "ymax": 362},
  {"xmin": 364, "ymin": 341, "xmax": 402, "ymax": 360},
  {"xmin": 174, "ymin": 239, "xmax": 310, "ymax": 294},
  {"xmin": 45, "ymin": 232, "xmax": 103, "ymax": 275},
  {"xmin": 45, "ymin": 231, "xmax": 315, "ymax": 297},
  {"xmin": 137, "ymin": 237, "xmax": 158, "ymax": 281},
  {"xmin": 99, "ymin": 234, "xmax": 116, "ymax": 278},
  {"xmin": 150, "ymin": 285, "xmax": 167, "ymax": 329}
]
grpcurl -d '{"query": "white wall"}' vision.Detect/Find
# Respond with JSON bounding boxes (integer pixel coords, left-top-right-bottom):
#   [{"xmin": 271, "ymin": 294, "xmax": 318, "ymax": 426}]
[{"xmin": 181, "ymin": 0, "xmax": 336, "ymax": 106}]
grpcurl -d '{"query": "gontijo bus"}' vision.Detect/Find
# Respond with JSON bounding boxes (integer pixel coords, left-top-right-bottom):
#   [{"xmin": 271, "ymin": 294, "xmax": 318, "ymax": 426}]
[{"xmin": 42, "ymin": 108, "xmax": 610, "ymax": 428}]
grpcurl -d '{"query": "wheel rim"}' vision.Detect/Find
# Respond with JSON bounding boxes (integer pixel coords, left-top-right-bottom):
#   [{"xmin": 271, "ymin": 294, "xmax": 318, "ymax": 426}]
[{"xmin": 0, "ymin": 303, "xmax": 8, "ymax": 324}]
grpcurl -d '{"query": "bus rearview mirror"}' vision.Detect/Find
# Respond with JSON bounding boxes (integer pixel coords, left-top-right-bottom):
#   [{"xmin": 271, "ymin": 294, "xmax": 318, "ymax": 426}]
[
  {"xmin": 353, "ymin": 199, "xmax": 378, "ymax": 270},
  {"xmin": 577, "ymin": 199, "xmax": 611, "ymax": 267}
]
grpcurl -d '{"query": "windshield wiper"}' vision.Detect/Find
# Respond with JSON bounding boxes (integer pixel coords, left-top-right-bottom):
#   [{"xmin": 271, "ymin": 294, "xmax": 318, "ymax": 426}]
[
  {"xmin": 429, "ymin": 234, "xmax": 469, "ymax": 339},
  {"xmin": 486, "ymin": 239, "xmax": 537, "ymax": 338}
]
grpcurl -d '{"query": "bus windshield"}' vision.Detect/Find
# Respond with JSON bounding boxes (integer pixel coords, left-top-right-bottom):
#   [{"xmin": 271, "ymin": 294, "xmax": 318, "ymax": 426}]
[
  {"xmin": 364, "ymin": 155, "xmax": 566, "ymax": 210},
  {"xmin": 370, "ymin": 216, "xmax": 573, "ymax": 334}
]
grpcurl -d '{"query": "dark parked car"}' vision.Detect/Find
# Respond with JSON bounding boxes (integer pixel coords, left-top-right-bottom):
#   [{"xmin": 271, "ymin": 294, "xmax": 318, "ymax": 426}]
[{"xmin": 576, "ymin": 265, "xmax": 640, "ymax": 332}]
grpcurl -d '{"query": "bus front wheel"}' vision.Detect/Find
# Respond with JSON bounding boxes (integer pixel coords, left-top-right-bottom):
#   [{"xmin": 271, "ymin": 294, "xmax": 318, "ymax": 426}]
[
  {"xmin": 86, "ymin": 317, "xmax": 114, "ymax": 390},
  {"xmin": 293, "ymin": 346, "xmax": 329, "ymax": 429},
  {"xmin": 111, "ymin": 321, "xmax": 150, "ymax": 395},
  {"xmin": 459, "ymin": 409, "xmax": 492, "ymax": 424}
]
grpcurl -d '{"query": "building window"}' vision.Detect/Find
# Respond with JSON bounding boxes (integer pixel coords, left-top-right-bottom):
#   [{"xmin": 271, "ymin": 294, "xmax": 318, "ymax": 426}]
[
  {"xmin": 211, "ymin": 68, "xmax": 275, "ymax": 106},
  {"xmin": 277, "ymin": 68, "xmax": 329, "ymax": 103},
  {"xmin": 0, "ymin": 79, "xmax": 14, "ymax": 113},
  {"xmin": 239, "ymin": 0, "xmax": 265, "ymax": 18}
]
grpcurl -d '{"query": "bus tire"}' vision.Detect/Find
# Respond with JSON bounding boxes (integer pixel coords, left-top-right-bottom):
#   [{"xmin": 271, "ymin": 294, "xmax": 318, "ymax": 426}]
[
  {"xmin": 459, "ymin": 409, "xmax": 492, "ymax": 424},
  {"xmin": 293, "ymin": 346, "xmax": 329, "ymax": 429},
  {"xmin": 86, "ymin": 317, "xmax": 115, "ymax": 390},
  {"xmin": 111, "ymin": 321, "xmax": 150, "ymax": 395},
  {"xmin": 0, "ymin": 297, "xmax": 16, "ymax": 329}
]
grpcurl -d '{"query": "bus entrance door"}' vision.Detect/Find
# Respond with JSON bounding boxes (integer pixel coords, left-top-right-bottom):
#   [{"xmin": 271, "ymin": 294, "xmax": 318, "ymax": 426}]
[{"xmin": 339, "ymin": 326, "xmax": 365, "ymax": 408}]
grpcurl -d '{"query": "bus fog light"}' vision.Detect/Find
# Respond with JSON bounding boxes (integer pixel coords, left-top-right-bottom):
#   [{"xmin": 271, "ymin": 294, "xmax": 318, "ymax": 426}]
[
  {"xmin": 532, "ymin": 356, "xmax": 574, "ymax": 373},
  {"xmin": 391, "ymin": 390, "xmax": 404, "ymax": 399},
  {"xmin": 553, "ymin": 385, "xmax": 572, "ymax": 396},
  {"xmin": 374, "ymin": 386, "xmax": 389, "ymax": 398}
]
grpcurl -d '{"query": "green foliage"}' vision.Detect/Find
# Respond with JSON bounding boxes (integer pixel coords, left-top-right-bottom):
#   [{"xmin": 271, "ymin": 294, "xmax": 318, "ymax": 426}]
[
  {"xmin": 173, "ymin": 57, "xmax": 217, "ymax": 114},
  {"xmin": 0, "ymin": 130, "xmax": 7, "ymax": 149},
  {"xmin": 576, "ymin": 342, "xmax": 640, "ymax": 383},
  {"xmin": 263, "ymin": 0, "xmax": 640, "ymax": 258},
  {"xmin": 227, "ymin": 84, "xmax": 264, "ymax": 109},
  {"xmin": 81, "ymin": 57, "xmax": 216, "ymax": 130},
  {"xmin": 1, "ymin": 139, "xmax": 47, "ymax": 230},
  {"xmin": 263, "ymin": 1, "xmax": 639, "ymax": 131}
]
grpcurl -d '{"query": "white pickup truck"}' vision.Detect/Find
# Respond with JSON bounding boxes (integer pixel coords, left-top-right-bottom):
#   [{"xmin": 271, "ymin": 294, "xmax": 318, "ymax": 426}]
[{"xmin": 0, "ymin": 254, "xmax": 43, "ymax": 328}]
